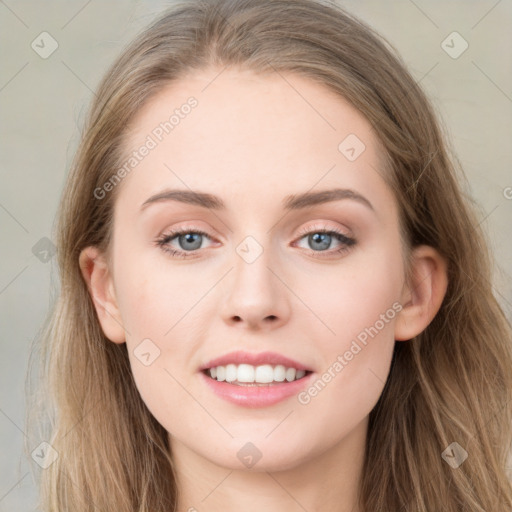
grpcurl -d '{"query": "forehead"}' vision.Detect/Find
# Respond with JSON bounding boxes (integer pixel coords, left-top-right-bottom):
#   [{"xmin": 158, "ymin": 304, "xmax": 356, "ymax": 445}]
[{"xmin": 115, "ymin": 67, "xmax": 393, "ymax": 219}]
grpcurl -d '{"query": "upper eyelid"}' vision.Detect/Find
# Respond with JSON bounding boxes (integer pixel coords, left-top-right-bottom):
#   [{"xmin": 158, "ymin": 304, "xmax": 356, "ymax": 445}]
[
  {"xmin": 295, "ymin": 221, "xmax": 351, "ymax": 236},
  {"xmin": 156, "ymin": 224, "xmax": 356, "ymax": 261},
  {"xmin": 162, "ymin": 222, "xmax": 349, "ymax": 238},
  {"xmin": 160, "ymin": 223, "xmax": 353, "ymax": 247}
]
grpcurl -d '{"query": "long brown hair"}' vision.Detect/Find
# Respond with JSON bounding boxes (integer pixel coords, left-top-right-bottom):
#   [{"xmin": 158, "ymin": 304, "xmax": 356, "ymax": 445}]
[{"xmin": 26, "ymin": 0, "xmax": 512, "ymax": 510}]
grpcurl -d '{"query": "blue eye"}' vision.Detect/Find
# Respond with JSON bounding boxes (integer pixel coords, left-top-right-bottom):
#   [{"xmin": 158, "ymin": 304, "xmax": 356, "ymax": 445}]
[
  {"xmin": 155, "ymin": 225, "xmax": 356, "ymax": 259},
  {"xmin": 295, "ymin": 229, "xmax": 356, "ymax": 254},
  {"xmin": 171, "ymin": 232, "xmax": 203, "ymax": 251},
  {"xmin": 155, "ymin": 229, "xmax": 212, "ymax": 259}
]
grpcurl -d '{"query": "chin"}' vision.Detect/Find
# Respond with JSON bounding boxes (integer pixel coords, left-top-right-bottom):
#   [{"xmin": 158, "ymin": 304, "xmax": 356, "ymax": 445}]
[{"xmin": 202, "ymin": 436, "xmax": 316, "ymax": 473}]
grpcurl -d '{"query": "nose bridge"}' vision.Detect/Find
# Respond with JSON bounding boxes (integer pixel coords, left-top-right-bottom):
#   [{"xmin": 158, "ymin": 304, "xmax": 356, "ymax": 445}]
[
  {"xmin": 232, "ymin": 233, "xmax": 275, "ymax": 297},
  {"xmin": 220, "ymin": 232, "xmax": 290, "ymax": 328}
]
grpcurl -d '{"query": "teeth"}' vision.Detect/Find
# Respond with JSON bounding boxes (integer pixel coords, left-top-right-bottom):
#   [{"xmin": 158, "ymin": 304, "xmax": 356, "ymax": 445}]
[
  {"xmin": 216, "ymin": 366, "xmax": 226, "ymax": 382},
  {"xmin": 225, "ymin": 364, "xmax": 237, "ymax": 382},
  {"xmin": 296, "ymin": 369, "xmax": 306, "ymax": 379},
  {"xmin": 207, "ymin": 364, "xmax": 309, "ymax": 384},
  {"xmin": 255, "ymin": 364, "xmax": 274, "ymax": 383},
  {"xmin": 274, "ymin": 365, "xmax": 286, "ymax": 382},
  {"xmin": 237, "ymin": 364, "xmax": 255, "ymax": 383},
  {"xmin": 285, "ymin": 367, "xmax": 296, "ymax": 382}
]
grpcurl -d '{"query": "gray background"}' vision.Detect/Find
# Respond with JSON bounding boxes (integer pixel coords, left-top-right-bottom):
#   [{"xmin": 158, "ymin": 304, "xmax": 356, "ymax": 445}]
[{"xmin": 1, "ymin": 0, "xmax": 511, "ymax": 509}]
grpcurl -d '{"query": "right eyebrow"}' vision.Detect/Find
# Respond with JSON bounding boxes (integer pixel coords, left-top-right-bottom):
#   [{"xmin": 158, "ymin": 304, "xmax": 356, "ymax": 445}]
[{"xmin": 140, "ymin": 189, "xmax": 226, "ymax": 211}]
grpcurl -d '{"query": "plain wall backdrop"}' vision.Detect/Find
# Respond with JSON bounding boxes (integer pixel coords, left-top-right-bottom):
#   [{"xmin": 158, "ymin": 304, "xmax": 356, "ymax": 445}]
[{"xmin": 1, "ymin": 0, "xmax": 511, "ymax": 509}]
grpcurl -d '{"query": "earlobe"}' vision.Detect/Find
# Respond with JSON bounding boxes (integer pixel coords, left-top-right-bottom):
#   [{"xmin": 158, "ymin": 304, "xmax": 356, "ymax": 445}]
[
  {"xmin": 79, "ymin": 246, "xmax": 126, "ymax": 344},
  {"xmin": 394, "ymin": 245, "xmax": 448, "ymax": 342}
]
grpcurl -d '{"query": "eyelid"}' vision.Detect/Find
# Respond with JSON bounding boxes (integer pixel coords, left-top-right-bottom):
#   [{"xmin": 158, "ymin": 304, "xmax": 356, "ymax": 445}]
[
  {"xmin": 155, "ymin": 221, "xmax": 356, "ymax": 259},
  {"xmin": 291, "ymin": 222, "xmax": 356, "ymax": 255},
  {"xmin": 157, "ymin": 220, "xmax": 350, "ymax": 244},
  {"xmin": 293, "ymin": 221, "xmax": 352, "ymax": 239}
]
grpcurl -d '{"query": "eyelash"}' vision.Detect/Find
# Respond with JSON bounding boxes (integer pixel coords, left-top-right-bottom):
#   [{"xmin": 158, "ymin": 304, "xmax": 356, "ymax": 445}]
[{"xmin": 154, "ymin": 224, "xmax": 357, "ymax": 260}]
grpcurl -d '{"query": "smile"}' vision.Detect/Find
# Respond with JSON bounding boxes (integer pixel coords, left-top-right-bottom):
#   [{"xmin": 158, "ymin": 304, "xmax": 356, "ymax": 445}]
[{"xmin": 204, "ymin": 364, "xmax": 310, "ymax": 385}]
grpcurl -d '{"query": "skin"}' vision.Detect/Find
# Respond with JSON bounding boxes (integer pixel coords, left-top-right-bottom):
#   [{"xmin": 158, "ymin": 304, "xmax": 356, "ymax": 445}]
[{"xmin": 80, "ymin": 67, "xmax": 448, "ymax": 512}]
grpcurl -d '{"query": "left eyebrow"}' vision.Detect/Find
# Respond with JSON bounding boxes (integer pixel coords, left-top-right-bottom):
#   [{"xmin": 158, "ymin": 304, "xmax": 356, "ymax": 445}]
[
  {"xmin": 283, "ymin": 188, "xmax": 375, "ymax": 212},
  {"xmin": 140, "ymin": 187, "xmax": 375, "ymax": 213}
]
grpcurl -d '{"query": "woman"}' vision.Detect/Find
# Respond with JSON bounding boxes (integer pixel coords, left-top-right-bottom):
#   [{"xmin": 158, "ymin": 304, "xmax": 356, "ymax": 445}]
[{"xmin": 26, "ymin": 0, "xmax": 512, "ymax": 510}]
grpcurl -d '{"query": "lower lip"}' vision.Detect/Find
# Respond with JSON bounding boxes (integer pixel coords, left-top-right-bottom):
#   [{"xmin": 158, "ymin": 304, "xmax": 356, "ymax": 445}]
[{"xmin": 199, "ymin": 371, "xmax": 314, "ymax": 408}]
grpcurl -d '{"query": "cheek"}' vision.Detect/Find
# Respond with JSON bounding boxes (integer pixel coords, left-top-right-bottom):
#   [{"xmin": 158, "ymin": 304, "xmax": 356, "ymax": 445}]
[
  {"xmin": 296, "ymin": 306, "xmax": 397, "ymax": 448},
  {"xmin": 112, "ymin": 253, "xmax": 205, "ymax": 415},
  {"xmin": 117, "ymin": 279, "xmax": 168, "ymax": 337},
  {"xmin": 293, "ymin": 242, "xmax": 402, "ymax": 419},
  {"xmin": 301, "ymin": 240, "xmax": 404, "ymax": 345},
  {"xmin": 118, "ymin": 275, "xmax": 198, "ymax": 433},
  {"xmin": 114, "ymin": 249, "xmax": 190, "ymax": 337}
]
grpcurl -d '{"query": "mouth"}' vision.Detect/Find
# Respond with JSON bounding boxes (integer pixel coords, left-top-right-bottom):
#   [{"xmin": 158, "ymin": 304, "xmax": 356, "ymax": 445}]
[
  {"xmin": 199, "ymin": 350, "xmax": 315, "ymax": 406},
  {"xmin": 202, "ymin": 364, "xmax": 313, "ymax": 386}
]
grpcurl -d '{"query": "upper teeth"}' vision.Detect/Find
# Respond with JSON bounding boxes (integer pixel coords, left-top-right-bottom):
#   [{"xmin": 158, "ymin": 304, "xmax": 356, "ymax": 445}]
[{"xmin": 208, "ymin": 364, "xmax": 307, "ymax": 383}]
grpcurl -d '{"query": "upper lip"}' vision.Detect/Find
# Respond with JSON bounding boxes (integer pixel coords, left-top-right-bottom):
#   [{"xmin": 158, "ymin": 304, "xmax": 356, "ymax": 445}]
[{"xmin": 200, "ymin": 350, "xmax": 312, "ymax": 372}]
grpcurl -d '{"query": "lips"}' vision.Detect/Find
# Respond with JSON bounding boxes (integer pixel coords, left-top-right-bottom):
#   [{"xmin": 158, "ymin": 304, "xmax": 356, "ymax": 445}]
[{"xmin": 199, "ymin": 351, "xmax": 314, "ymax": 407}]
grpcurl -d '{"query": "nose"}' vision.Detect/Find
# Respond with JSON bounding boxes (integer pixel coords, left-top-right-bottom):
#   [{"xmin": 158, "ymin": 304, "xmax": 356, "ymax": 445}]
[{"xmin": 219, "ymin": 242, "xmax": 291, "ymax": 331}]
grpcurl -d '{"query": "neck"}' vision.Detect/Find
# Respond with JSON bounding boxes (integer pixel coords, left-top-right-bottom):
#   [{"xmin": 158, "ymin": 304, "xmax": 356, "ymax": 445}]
[{"xmin": 170, "ymin": 416, "xmax": 367, "ymax": 512}]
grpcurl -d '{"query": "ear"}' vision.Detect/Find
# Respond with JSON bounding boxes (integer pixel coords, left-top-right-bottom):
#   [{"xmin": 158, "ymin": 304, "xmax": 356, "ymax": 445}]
[
  {"xmin": 79, "ymin": 246, "xmax": 126, "ymax": 344},
  {"xmin": 394, "ymin": 245, "xmax": 448, "ymax": 342}
]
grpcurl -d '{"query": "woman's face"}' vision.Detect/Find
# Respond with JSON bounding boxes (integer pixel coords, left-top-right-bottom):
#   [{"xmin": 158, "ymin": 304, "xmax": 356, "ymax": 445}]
[{"xmin": 103, "ymin": 67, "xmax": 408, "ymax": 471}]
